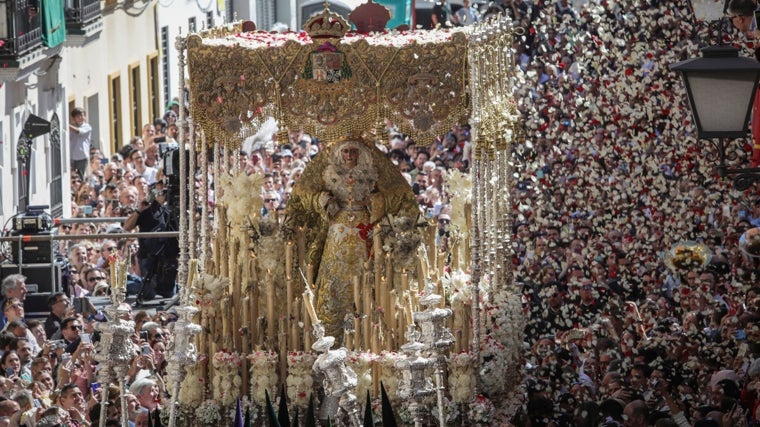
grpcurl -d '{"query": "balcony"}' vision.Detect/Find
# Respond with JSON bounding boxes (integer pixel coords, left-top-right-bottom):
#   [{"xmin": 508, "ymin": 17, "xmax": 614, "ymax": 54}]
[
  {"xmin": 0, "ymin": 0, "xmax": 44, "ymax": 67},
  {"xmin": 65, "ymin": 0, "xmax": 102, "ymax": 39}
]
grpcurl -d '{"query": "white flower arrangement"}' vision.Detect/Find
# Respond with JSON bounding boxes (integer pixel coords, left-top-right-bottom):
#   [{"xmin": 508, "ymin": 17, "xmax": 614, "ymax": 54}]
[
  {"xmin": 194, "ymin": 399, "xmax": 222, "ymax": 426},
  {"xmin": 346, "ymin": 351, "xmax": 376, "ymax": 405},
  {"xmin": 161, "ymin": 404, "xmax": 192, "ymax": 426},
  {"xmin": 467, "ymin": 394, "xmax": 495, "ymax": 426},
  {"xmin": 397, "ymin": 404, "xmax": 415, "ymax": 425},
  {"xmin": 478, "ymin": 335, "xmax": 511, "ymax": 396},
  {"xmin": 211, "ymin": 350, "xmax": 243, "ymax": 406},
  {"xmin": 480, "ymin": 282, "xmax": 524, "ymax": 399},
  {"xmin": 447, "ymin": 351, "xmax": 476, "ymax": 404},
  {"xmin": 380, "ymin": 216, "xmax": 424, "ymax": 270},
  {"xmin": 178, "ymin": 364, "xmax": 205, "ymax": 405},
  {"xmin": 247, "ymin": 351, "xmax": 279, "ymax": 405},
  {"xmin": 377, "ymin": 351, "xmax": 404, "ymax": 402},
  {"xmin": 287, "ymin": 351, "xmax": 317, "ymax": 408},
  {"xmin": 217, "ymin": 172, "xmax": 265, "ymax": 228},
  {"xmin": 430, "ymin": 395, "xmax": 460, "ymax": 425},
  {"xmin": 443, "ymin": 269, "xmax": 472, "ymax": 305}
]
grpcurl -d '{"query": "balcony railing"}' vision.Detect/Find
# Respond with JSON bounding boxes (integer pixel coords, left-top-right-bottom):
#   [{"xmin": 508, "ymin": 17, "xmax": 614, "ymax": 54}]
[
  {"xmin": 0, "ymin": 0, "xmax": 43, "ymax": 60},
  {"xmin": 65, "ymin": 0, "xmax": 101, "ymax": 31}
]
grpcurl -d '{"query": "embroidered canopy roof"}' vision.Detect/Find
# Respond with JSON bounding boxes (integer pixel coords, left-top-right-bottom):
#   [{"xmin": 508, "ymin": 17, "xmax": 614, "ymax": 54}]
[{"xmin": 185, "ymin": 4, "xmax": 518, "ymax": 156}]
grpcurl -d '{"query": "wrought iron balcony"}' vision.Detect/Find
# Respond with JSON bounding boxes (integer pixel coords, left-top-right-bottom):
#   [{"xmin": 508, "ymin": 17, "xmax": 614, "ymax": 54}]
[
  {"xmin": 0, "ymin": 0, "xmax": 43, "ymax": 62},
  {"xmin": 65, "ymin": 0, "xmax": 102, "ymax": 35}
]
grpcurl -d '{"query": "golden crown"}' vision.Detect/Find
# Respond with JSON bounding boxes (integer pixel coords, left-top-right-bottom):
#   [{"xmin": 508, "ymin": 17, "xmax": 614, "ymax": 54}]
[{"xmin": 304, "ymin": 4, "xmax": 350, "ymax": 41}]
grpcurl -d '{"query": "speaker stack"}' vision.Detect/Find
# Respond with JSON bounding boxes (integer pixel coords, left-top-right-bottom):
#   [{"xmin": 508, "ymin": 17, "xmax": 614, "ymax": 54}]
[{"xmin": 2, "ymin": 206, "xmax": 61, "ymax": 319}]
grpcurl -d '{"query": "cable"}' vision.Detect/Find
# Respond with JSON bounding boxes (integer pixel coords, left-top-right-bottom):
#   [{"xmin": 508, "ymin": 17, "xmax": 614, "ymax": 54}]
[{"xmin": 1, "ymin": 213, "xmax": 22, "ymax": 237}]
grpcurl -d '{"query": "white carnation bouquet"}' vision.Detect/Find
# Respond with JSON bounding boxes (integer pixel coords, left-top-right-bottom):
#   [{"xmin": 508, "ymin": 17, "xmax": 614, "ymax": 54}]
[
  {"xmin": 287, "ymin": 351, "xmax": 317, "ymax": 408},
  {"xmin": 247, "ymin": 350, "xmax": 279, "ymax": 405},
  {"xmin": 467, "ymin": 394, "xmax": 495, "ymax": 425},
  {"xmin": 211, "ymin": 350, "xmax": 243, "ymax": 406},
  {"xmin": 377, "ymin": 351, "xmax": 404, "ymax": 402},
  {"xmin": 194, "ymin": 399, "xmax": 222, "ymax": 426},
  {"xmin": 447, "ymin": 351, "xmax": 476, "ymax": 404},
  {"xmin": 178, "ymin": 363, "xmax": 205, "ymax": 405}
]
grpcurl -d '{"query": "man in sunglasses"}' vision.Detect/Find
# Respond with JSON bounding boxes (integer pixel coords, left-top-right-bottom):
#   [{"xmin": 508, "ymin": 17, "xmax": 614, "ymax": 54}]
[{"xmin": 52, "ymin": 317, "xmax": 83, "ymax": 353}]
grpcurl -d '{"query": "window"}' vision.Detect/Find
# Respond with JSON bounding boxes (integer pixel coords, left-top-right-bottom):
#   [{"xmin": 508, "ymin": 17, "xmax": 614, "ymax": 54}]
[
  {"xmin": 108, "ymin": 72, "xmax": 122, "ymax": 152},
  {"xmin": 161, "ymin": 26, "xmax": 170, "ymax": 109},
  {"xmin": 128, "ymin": 62, "xmax": 142, "ymax": 140},
  {"xmin": 206, "ymin": 11, "xmax": 214, "ymax": 30},
  {"xmin": 147, "ymin": 52, "xmax": 160, "ymax": 123}
]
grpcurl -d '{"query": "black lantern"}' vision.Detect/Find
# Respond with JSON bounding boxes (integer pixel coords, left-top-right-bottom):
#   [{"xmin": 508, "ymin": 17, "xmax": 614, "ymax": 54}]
[
  {"xmin": 671, "ymin": 45, "xmax": 760, "ymax": 189},
  {"xmin": 671, "ymin": 45, "xmax": 760, "ymax": 139}
]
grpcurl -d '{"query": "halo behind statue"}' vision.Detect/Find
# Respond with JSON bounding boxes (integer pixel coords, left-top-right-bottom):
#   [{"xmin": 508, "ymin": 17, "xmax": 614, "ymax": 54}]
[
  {"xmin": 663, "ymin": 241, "xmax": 711, "ymax": 273},
  {"xmin": 739, "ymin": 227, "xmax": 760, "ymax": 258}
]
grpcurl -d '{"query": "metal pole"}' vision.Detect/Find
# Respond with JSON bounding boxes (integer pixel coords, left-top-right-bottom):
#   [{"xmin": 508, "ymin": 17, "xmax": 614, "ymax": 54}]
[
  {"xmin": 0, "ymin": 231, "xmax": 179, "ymax": 243},
  {"xmin": 98, "ymin": 382, "xmax": 108, "ymax": 427}
]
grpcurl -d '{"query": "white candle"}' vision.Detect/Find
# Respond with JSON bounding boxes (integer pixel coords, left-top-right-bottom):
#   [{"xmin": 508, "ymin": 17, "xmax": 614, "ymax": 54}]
[{"xmin": 303, "ymin": 290, "xmax": 318, "ymax": 324}]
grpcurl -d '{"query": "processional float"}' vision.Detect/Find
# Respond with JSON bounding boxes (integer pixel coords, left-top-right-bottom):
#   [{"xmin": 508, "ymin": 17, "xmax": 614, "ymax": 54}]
[{"xmin": 155, "ymin": 2, "xmax": 525, "ymax": 425}]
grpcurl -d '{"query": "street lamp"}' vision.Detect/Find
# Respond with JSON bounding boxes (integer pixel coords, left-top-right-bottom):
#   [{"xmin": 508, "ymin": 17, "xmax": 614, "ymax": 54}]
[{"xmin": 671, "ymin": 45, "xmax": 760, "ymax": 189}]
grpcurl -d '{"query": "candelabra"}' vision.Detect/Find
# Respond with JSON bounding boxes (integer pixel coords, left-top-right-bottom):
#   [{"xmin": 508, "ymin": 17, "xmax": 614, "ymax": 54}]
[
  {"xmin": 396, "ymin": 337, "xmax": 436, "ymax": 427},
  {"xmin": 415, "ymin": 288, "xmax": 454, "ymax": 427},
  {"xmin": 167, "ymin": 260, "xmax": 202, "ymax": 427},
  {"xmin": 92, "ymin": 267, "xmax": 136, "ymax": 427},
  {"xmin": 311, "ymin": 323, "xmax": 362, "ymax": 427}
]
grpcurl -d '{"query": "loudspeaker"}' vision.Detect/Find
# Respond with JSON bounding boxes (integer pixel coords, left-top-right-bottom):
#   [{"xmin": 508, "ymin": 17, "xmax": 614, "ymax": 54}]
[
  {"xmin": 0, "ymin": 263, "xmax": 62, "ymax": 319},
  {"xmin": 9, "ymin": 231, "xmax": 54, "ymax": 263},
  {"xmin": 1, "ymin": 263, "xmax": 61, "ymax": 295},
  {"xmin": 23, "ymin": 294, "xmax": 53, "ymax": 320}
]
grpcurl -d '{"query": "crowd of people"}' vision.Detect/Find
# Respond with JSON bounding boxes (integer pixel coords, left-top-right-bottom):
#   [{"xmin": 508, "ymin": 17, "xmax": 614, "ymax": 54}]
[
  {"xmin": 2, "ymin": 0, "xmax": 760, "ymax": 425},
  {"xmin": 506, "ymin": 0, "xmax": 760, "ymax": 425},
  {"xmin": 0, "ymin": 273, "xmax": 175, "ymax": 426}
]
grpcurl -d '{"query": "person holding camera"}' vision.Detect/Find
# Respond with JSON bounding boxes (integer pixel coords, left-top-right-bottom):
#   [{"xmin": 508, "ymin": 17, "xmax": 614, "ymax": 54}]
[{"xmin": 123, "ymin": 182, "xmax": 178, "ymax": 301}]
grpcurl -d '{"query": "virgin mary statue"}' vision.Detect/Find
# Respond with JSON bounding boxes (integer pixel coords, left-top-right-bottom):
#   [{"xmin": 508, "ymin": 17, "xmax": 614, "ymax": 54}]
[{"xmin": 283, "ymin": 134, "xmax": 421, "ymax": 341}]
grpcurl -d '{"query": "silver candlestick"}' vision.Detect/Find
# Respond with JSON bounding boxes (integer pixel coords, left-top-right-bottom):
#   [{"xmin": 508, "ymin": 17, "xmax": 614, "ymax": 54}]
[
  {"xmin": 396, "ymin": 339, "xmax": 436, "ymax": 427},
  {"xmin": 415, "ymin": 288, "xmax": 454, "ymax": 427},
  {"xmin": 311, "ymin": 323, "xmax": 362, "ymax": 427},
  {"xmin": 166, "ymin": 304, "xmax": 202, "ymax": 427},
  {"xmin": 92, "ymin": 278, "xmax": 136, "ymax": 427},
  {"xmin": 166, "ymin": 258, "xmax": 202, "ymax": 427}
]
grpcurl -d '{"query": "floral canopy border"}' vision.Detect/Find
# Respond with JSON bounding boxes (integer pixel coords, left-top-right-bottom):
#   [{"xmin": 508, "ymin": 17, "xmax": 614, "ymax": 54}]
[{"xmin": 185, "ymin": 18, "xmax": 479, "ymax": 147}]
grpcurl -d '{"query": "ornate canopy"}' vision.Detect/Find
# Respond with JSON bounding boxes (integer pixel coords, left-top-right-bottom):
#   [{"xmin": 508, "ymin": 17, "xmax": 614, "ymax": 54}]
[{"xmin": 186, "ymin": 6, "xmax": 478, "ymax": 146}]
